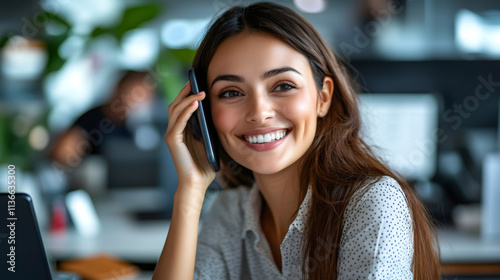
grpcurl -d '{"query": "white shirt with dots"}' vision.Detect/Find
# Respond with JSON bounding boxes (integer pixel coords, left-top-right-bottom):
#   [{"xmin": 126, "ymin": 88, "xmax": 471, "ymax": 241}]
[{"xmin": 194, "ymin": 176, "xmax": 413, "ymax": 279}]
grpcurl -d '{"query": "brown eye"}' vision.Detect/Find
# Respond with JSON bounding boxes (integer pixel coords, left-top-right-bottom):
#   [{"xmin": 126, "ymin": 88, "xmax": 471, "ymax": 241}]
[
  {"xmin": 274, "ymin": 83, "xmax": 295, "ymax": 92},
  {"xmin": 219, "ymin": 90, "xmax": 243, "ymax": 99}
]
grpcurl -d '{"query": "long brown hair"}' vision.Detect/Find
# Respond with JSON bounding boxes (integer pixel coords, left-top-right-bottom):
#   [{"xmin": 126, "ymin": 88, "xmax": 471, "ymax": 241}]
[{"xmin": 191, "ymin": 2, "xmax": 440, "ymax": 279}]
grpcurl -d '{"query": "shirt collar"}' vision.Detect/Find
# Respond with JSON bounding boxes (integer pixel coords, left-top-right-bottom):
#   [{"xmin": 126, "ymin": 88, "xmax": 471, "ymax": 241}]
[
  {"xmin": 290, "ymin": 186, "xmax": 312, "ymax": 233},
  {"xmin": 242, "ymin": 183, "xmax": 312, "ymax": 239}
]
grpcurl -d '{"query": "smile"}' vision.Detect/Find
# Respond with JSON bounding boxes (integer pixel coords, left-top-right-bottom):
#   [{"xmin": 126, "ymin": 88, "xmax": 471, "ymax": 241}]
[{"xmin": 243, "ymin": 129, "xmax": 289, "ymax": 144}]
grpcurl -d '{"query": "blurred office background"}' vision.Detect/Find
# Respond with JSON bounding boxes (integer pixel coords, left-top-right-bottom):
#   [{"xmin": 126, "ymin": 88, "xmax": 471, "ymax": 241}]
[{"xmin": 1, "ymin": 0, "xmax": 499, "ymax": 278}]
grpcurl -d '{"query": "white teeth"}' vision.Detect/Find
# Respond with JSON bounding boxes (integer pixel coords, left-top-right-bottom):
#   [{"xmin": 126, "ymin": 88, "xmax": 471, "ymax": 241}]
[
  {"xmin": 244, "ymin": 130, "xmax": 288, "ymax": 144},
  {"xmin": 264, "ymin": 134, "xmax": 271, "ymax": 142}
]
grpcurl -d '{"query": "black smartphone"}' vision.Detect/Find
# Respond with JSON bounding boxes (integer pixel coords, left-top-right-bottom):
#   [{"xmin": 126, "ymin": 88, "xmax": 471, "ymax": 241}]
[{"xmin": 188, "ymin": 68, "xmax": 220, "ymax": 172}]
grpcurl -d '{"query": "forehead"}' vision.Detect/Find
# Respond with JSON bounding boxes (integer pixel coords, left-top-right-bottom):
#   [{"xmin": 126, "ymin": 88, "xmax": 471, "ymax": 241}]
[{"xmin": 207, "ymin": 31, "xmax": 311, "ymax": 81}]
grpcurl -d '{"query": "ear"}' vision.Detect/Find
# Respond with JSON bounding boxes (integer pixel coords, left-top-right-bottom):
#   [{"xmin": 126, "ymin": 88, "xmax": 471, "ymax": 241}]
[{"xmin": 317, "ymin": 76, "xmax": 334, "ymax": 118}]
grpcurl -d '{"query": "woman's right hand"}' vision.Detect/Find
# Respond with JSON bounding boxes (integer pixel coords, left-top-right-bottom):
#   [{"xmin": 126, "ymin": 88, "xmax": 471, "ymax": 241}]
[{"xmin": 164, "ymin": 81, "xmax": 216, "ymax": 196}]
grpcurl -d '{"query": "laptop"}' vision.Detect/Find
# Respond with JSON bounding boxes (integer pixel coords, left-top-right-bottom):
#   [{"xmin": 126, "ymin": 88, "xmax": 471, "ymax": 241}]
[{"xmin": 0, "ymin": 193, "xmax": 80, "ymax": 280}]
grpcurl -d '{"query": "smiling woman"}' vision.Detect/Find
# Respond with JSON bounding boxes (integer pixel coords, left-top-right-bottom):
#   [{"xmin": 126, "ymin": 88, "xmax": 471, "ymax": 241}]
[{"xmin": 154, "ymin": 2, "xmax": 440, "ymax": 280}]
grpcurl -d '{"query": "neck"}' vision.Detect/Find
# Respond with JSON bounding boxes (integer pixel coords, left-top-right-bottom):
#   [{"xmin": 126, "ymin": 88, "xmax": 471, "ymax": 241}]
[{"xmin": 254, "ymin": 163, "xmax": 303, "ymax": 242}]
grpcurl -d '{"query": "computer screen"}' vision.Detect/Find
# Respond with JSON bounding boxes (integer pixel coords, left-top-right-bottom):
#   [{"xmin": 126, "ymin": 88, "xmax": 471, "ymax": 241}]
[
  {"xmin": 358, "ymin": 93, "xmax": 439, "ymax": 181},
  {"xmin": 102, "ymin": 138, "xmax": 160, "ymax": 189}
]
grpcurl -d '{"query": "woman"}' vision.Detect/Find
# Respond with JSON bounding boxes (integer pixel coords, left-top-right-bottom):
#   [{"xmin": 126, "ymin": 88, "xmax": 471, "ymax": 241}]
[{"xmin": 154, "ymin": 2, "xmax": 440, "ymax": 279}]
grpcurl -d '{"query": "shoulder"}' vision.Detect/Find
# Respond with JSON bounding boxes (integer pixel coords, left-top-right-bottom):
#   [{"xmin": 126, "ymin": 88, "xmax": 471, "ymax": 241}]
[
  {"xmin": 343, "ymin": 176, "xmax": 412, "ymax": 237},
  {"xmin": 345, "ymin": 176, "xmax": 409, "ymax": 218},
  {"xmin": 360, "ymin": 176, "xmax": 406, "ymax": 198}
]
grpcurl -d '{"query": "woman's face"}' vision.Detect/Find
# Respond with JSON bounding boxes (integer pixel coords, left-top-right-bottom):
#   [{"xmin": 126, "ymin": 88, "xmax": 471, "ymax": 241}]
[{"xmin": 207, "ymin": 31, "xmax": 332, "ymax": 176}]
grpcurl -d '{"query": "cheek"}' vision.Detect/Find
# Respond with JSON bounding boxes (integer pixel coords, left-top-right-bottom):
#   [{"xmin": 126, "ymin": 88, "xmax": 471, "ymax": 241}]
[
  {"xmin": 283, "ymin": 93, "xmax": 317, "ymax": 121},
  {"xmin": 211, "ymin": 105, "xmax": 238, "ymax": 137}
]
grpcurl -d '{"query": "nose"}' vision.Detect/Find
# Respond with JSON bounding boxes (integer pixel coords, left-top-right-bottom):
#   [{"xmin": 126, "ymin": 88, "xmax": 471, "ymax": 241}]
[{"xmin": 245, "ymin": 92, "xmax": 275, "ymax": 123}]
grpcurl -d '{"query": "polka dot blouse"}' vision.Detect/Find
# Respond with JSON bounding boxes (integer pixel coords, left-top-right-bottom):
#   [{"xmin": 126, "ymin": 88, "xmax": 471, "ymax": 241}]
[{"xmin": 194, "ymin": 176, "xmax": 413, "ymax": 279}]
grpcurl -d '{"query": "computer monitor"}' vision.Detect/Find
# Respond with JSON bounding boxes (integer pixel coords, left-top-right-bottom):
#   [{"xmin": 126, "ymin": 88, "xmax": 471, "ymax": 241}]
[
  {"xmin": 358, "ymin": 93, "xmax": 439, "ymax": 181},
  {"xmin": 102, "ymin": 138, "xmax": 160, "ymax": 189}
]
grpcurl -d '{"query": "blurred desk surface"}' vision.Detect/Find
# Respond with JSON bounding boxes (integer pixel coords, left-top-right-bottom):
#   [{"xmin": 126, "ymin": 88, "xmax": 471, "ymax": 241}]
[
  {"xmin": 438, "ymin": 227, "xmax": 500, "ymax": 263},
  {"xmin": 42, "ymin": 189, "xmax": 170, "ymax": 264},
  {"xmin": 41, "ymin": 192, "xmax": 500, "ymax": 275}
]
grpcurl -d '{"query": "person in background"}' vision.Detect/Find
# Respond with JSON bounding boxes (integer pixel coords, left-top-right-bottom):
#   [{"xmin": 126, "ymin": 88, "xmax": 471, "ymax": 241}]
[
  {"xmin": 49, "ymin": 70, "xmax": 155, "ymax": 169},
  {"xmin": 154, "ymin": 2, "xmax": 440, "ymax": 279}
]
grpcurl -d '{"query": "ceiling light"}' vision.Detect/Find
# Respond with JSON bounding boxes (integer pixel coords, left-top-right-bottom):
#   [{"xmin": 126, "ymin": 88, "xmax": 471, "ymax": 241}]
[{"xmin": 294, "ymin": 0, "xmax": 326, "ymax": 13}]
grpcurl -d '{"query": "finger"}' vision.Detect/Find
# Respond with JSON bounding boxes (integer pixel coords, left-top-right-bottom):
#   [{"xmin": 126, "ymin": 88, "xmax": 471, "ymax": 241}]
[
  {"xmin": 165, "ymin": 92, "xmax": 205, "ymax": 142},
  {"xmin": 167, "ymin": 91, "xmax": 205, "ymax": 129},
  {"xmin": 168, "ymin": 84, "xmax": 198, "ymax": 118},
  {"xmin": 166, "ymin": 98, "xmax": 198, "ymax": 140}
]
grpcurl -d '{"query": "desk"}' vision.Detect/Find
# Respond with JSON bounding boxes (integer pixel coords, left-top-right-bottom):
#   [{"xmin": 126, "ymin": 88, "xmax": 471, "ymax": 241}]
[
  {"xmin": 438, "ymin": 227, "xmax": 500, "ymax": 277},
  {"xmin": 438, "ymin": 227, "xmax": 500, "ymax": 263},
  {"xmin": 42, "ymin": 189, "xmax": 171, "ymax": 279},
  {"xmin": 42, "ymin": 203, "xmax": 169, "ymax": 264},
  {"xmin": 42, "ymin": 192, "xmax": 500, "ymax": 278}
]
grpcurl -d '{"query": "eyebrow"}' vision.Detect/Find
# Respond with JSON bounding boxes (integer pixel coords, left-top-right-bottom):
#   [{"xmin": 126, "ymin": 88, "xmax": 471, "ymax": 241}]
[
  {"xmin": 210, "ymin": 74, "xmax": 243, "ymax": 89},
  {"xmin": 263, "ymin": 66, "xmax": 301, "ymax": 79},
  {"xmin": 210, "ymin": 66, "xmax": 302, "ymax": 89}
]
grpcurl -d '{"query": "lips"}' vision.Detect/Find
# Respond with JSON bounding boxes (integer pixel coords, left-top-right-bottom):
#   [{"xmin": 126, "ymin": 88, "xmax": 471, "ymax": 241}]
[{"xmin": 242, "ymin": 129, "xmax": 289, "ymax": 144}]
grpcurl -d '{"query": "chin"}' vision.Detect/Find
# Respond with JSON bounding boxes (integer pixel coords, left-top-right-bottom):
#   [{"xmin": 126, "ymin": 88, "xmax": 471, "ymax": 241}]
[{"xmin": 236, "ymin": 158, "xmax": 294, "ymax": 176}]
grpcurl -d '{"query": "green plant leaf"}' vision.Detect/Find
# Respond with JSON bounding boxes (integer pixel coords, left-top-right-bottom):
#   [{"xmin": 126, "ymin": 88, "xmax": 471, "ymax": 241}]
[
  {"xmin": 44, "ymin": 33, "xmax": 68, "ymax": 75},
  {"xmin": 156, "ymin": 48, "xmax": 196, "ymax": 103},
  {"xmin": 90, "ymin": 3, "xmax": 160, "ymax": 42},
  {"xmin": 91, "ymin": 27, "xmax": 108, "ymax": 38},
  {"xmin": 116, "ymin": 4, "xmax": 160, "ymax": 37},
  {"xmin": 0, "ymin": 34, "xmax": 11, "ymax": 49},
  {"xmin": 0, "ymin": 115, "xmax": 11, "ymax": 164},
  {"xmin": 170, "ymin": 48, "xmax": 196, "ymax": 64},
  {"xmin": 43, "ymin": 12, "xmax": 72, "ymax": 30}
]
